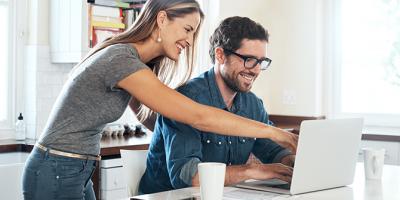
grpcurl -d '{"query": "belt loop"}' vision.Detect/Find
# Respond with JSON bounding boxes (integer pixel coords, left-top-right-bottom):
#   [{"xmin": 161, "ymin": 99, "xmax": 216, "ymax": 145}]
[{"xmin": 44, "ymin": 148, "xmax": 50, "ymax": 160}]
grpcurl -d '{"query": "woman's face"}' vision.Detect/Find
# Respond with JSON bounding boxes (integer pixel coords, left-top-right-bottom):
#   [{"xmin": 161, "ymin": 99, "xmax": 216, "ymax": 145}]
[{"xmin": 159, "ymin": 12, "xmax": 201, "ymax": 61}]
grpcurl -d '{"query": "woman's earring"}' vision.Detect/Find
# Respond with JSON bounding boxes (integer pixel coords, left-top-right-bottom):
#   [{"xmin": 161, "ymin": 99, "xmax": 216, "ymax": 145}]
[{"xmin": 156, "ymin": 31, "xmax": 162, "ymax": 43}]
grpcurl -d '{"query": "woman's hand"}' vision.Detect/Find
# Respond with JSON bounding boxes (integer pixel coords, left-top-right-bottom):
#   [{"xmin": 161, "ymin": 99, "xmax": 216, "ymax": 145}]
[{"xmin": 269, "ymin": 128, "xmax": 298, "ymax": 154}]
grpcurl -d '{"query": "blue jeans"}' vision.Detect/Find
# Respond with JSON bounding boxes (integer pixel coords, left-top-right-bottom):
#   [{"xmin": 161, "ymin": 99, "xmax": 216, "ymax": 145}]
[{"xmin": 22, "ymin": 147, "xmax": 97, "ymax": 200}]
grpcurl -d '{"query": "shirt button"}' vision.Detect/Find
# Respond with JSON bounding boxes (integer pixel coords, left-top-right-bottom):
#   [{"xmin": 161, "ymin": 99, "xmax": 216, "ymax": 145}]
[
  {"xmin": 207, "ymin": 140, "xmax": 210, "ymax": 143},
  {"xmin": 56, "ymin": 176, "xmax": 59, "ymax": 179},
  {"xmin": 228, "ymin": 141, "xmax": 232, "ymax": 144},
  {"xmin": 218, "ymin": 141, "xmax": 222, "ymax": 145},
  {"xmin": 254, "ymin": 138, "xmax": 257, "ymax": 140},
  {"xmin": 242, "ymin": 139, "xmax": 246, "ymax": 142}
]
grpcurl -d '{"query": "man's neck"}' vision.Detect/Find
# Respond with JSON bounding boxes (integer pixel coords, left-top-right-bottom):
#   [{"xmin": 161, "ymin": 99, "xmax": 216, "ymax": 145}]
[{"xmin": 214, "ymin": 67, "xmax": 237, "ymax": 110}]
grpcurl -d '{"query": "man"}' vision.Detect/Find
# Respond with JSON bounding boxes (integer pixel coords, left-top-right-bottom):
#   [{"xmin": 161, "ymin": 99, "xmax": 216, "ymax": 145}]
[{"xmin": 139, "ymin": 16, "xmax": 295, "ymax": 194}]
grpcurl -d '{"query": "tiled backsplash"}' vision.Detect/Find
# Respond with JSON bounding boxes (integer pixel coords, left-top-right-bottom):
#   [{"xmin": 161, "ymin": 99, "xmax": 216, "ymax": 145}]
[
  {"xmin": 24, "ymin": 45, "xmax": 138, "ymax": 139},
  {"xmin": 24, "ymin": 45, "xmax": 72, "ymax": 139}
]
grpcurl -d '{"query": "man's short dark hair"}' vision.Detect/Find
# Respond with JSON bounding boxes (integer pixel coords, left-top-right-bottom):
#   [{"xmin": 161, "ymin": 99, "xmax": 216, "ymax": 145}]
[{"xmin": 209, "ymin": 16, "xmax": 269, "ymax": 64}]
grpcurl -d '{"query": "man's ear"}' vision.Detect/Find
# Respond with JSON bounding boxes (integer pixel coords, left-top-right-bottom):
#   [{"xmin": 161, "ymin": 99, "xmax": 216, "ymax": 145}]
[
  {"xmin": 156, "ymin": 11, "xmax": 168, "ymax": 29},
  {"xmin": 215, "ymin": 47, "xmax": 226, "ymax": 64}
]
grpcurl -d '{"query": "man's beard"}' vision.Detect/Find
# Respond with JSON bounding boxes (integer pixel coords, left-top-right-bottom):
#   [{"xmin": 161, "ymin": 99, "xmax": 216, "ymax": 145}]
[{"xmin": 221, "ymin": 71, "xmax": 251, "ymax": 93}]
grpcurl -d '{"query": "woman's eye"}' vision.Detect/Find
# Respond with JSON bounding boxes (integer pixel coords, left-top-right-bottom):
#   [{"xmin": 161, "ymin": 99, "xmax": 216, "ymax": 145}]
[{"xmin": 185, "ymin": 28, "xmax": 190, "ymax": 32}]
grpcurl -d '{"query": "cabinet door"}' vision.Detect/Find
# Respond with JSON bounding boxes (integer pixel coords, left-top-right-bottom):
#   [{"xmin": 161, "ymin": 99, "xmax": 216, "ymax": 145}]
[
  {"xmin": 100, "ymin": 158, "xmax": 128, "ymax": 199},
  {"xmin": 100, "ymin": 166, "xmax": 127, "ymax": 191},
  {"xmin": 50, "ymin": 0, "xmax": 89, "ymax": 63},
  {"xmin": 358, "ymin": 140, "xmax": 400, "ymax": 165},
  {"xmin": 0, "ymin": 153, "xmax": 29, "ymax": 199}
]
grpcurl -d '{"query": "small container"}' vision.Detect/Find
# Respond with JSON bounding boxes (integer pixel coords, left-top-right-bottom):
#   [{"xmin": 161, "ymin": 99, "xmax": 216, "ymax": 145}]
[{"xmin": 15, "ymin": 113, "xmax": 26, "ymax": 141}]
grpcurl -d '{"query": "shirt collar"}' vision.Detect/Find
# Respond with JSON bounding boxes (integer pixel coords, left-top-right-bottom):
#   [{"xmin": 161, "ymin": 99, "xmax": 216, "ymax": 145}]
[{"xmin": 206, "ymin": 67, "xmax": 242, "ymax": 112}]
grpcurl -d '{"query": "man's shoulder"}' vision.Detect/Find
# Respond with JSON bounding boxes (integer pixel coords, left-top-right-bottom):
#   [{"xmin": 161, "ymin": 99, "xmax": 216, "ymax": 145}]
[{"xmin": 177, "ymin": 77, "xmax": 209, "ymax": 98}]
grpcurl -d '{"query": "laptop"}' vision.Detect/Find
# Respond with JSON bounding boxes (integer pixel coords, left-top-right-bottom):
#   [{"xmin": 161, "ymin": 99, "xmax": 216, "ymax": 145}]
[{"xmin": 236, "ymin": 118, "xmax": 364, "ymax": 195}]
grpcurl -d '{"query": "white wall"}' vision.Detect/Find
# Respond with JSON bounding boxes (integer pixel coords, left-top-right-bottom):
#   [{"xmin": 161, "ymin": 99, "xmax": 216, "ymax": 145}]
[{"xmin": 218, "ymin": 0, "xmax": 325, "ymax": 117}]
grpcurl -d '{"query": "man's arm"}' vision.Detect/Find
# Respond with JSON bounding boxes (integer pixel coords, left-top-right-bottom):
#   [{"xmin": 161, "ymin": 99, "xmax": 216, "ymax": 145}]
[
  {"xmin": 280, "ymin": 154, "xmax": 296, "ymax": 167},
  {"xmin": 160, "ymin": 115, "xmax": 203, "ymax": 189},
  {"xmin": 191, "ymin": 163, "xmax": 293, "ymax": 186},
  {"xmin": 252, "ymin": 100, "xmax": 294, "ymax": 164}
]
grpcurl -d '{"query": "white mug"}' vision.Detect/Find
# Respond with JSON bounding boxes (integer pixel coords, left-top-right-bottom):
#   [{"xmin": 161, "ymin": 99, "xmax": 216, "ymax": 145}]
[
  {"xmin": 363, "ymin": 148, "xmax": 385, "ymax": 180},
  {"xmin": 198, "ymin": 162, "xmax": 226, "ymax": 200}
]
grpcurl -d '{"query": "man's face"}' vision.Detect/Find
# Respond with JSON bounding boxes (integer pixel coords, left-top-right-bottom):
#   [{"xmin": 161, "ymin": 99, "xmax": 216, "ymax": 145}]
[{"xmin": 220, "ymin": 39, "xmax": 267, "ymax": 92}]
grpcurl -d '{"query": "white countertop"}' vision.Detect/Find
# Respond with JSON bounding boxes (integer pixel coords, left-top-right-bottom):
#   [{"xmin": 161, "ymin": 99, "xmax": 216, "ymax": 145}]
[{"xmin": 131, "ymin": 163, "xmax": 400, "ymax": 200}]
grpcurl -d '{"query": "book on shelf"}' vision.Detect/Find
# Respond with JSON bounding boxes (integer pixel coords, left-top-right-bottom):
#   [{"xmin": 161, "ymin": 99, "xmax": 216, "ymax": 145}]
[
  {"xmin": 120, "ymin": 0, "xmax": 147, "ymax": 3},
  {"xmin": 87, "ymin": 0, "xmax": 130, "ymax": 8},
  {"xmin": 87, "ymin": 1, "xmax": 146, "ymax": 48},
  {"xmin": 91, "ymin": 5, "xmax": 122, "ymax": 18},
  {"xmin": 123, "ymin": 5, "xmax": 143, "ymax": 27},
  {"xmin": 92, "ymin": 27, "xmax": 123, "ymax": 47},
  {"xmin": 92, "ymin": 20, "xmax": 126, "ymax": 29},
  {"xmin": 92, "ymin": 15, "xmax": 122, "ymax": 23}
]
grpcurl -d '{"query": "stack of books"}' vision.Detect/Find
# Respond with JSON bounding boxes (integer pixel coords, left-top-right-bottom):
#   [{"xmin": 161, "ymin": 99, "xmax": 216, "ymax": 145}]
[
  {"xmin": 87, "ymin": 0, "xmax": 147, "ymax": 47},
  {"xmin": 89, "ymin": 3, "xmax": 126, "ymax": 47}
]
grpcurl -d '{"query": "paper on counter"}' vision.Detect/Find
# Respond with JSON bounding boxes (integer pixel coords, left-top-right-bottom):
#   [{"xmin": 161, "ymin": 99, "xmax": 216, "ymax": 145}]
[{"xmin": 222, "ymin": 188, "xmax": 290, "ymax": 200}]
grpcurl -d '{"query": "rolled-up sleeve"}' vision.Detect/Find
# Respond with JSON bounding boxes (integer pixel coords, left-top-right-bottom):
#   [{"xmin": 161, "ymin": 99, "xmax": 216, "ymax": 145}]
[
  {"xmin": 160, "ymin": 115, "xmax": 203, "ymax": 189},
  {"xmin": 252, "ymin": 139, "xmax": 292, "ymax": 163},
  {"xmin": 252, "ymin": 99, "xmax": 292, "ymax": 163}
]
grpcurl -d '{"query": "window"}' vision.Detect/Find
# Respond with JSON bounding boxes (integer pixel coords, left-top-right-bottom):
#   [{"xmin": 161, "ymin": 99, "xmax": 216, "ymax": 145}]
[
  {"xmin": 0, "ymin": 0, "xmax": 12, "ymax": 129},
  {"xmin": 0, "ymin": 0, "xmax": 26, "ymax": 137},
  {"xmin": 331, "ymin": 0, "xmax": 400, "ymax": 132},
  {"xmin": 194, "ymin": 0, "xmax": 216, "ymax": 76}
]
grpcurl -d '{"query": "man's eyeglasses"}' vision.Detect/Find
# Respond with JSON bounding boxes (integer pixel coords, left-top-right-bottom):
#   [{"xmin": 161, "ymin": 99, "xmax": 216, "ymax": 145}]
[{"xmin": 224, "ymin": 49, "xmax": 272, "ymax": 70}]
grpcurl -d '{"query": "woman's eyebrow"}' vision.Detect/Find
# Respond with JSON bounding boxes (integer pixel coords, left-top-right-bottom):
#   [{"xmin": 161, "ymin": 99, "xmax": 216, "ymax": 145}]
[{"xmin": 186, "ymin": 25, "xmax": 194, "ymax": 31}]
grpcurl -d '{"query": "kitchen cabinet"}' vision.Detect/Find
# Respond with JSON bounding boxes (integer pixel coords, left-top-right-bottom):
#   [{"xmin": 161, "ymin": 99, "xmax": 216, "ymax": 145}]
[
  {"xmin": 0, "ymin": 152, "xmax": 30, "ymax": 199},
  {"xmin": 50, "ymin": 0, "xmax": 89, "ymax": 63},
  {"xmin": 100, "ymin": 158, "xmax": 128, "ymax": 200}
]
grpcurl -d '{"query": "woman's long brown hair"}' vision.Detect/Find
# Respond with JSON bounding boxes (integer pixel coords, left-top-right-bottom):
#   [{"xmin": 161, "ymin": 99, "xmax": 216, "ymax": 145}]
[{"xmin": 76, "ymin": 0, "xmax": 204, "ymax": 122}]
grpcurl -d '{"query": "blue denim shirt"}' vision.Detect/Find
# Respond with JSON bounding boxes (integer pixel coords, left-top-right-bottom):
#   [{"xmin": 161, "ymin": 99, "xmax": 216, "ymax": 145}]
[{"xmin": 138, "ymin": 68, "xmax": 291, "ymax": 194}]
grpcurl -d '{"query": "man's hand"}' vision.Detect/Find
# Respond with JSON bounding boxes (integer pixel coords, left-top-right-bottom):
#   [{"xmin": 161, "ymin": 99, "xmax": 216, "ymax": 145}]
[
  {"xmin": 280, "ymin": 154, "xmax": 296, "ymax": 167},
  {"xmin": 269, "ymin": 128, "xmax": 298, "ymax": 154},
  {"xmin": 246, "ymin": 163, "xmax": 293, "ymax": 183}
]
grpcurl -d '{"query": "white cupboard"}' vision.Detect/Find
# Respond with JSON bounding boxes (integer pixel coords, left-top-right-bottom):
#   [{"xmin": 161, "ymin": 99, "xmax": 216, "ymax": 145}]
[{"xmin": 50, "ymin": 0, "xmax": 89, "ymax": 63}]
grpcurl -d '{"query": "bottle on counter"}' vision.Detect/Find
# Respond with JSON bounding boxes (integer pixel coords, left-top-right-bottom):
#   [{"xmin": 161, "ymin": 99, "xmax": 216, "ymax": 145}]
[{"xmin": 15, "ymin": 113, "xmax": 26, "ymax": 141}]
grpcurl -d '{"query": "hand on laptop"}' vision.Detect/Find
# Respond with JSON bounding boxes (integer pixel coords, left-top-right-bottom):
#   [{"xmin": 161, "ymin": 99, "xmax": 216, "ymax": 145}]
[
  {"xmin": 246, "ymin": 163, "xmax": 293, "ymax": 183},
  {"xmin": 269, "ymin": 127, "xmax": 298, "ymax": 154},
  {"xmin": 280, "ymin": 154, "xmax": 295, "ymax": 167}
]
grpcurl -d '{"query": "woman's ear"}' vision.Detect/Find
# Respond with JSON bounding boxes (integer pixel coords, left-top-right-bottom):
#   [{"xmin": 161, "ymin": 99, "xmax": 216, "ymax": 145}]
[
  {"xmin": 156, "ymin": 11, "xmax": 168, "ymax": 29},
  {"xmin": 215, "ymin": 47, "xmax": 226, "ymax": 64}
]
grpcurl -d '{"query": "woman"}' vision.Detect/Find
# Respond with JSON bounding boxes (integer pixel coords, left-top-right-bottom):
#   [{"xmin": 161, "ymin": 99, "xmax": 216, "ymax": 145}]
[{"xmin": 22, "ymin": 0, "xmax": 298, "ymax": 199}]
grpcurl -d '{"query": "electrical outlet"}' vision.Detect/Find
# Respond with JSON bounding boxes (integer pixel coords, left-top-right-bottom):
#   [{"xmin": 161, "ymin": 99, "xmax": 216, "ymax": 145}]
[{"xmin": 282, "ymin": 90, "xmax": 297, "ymax": 105}]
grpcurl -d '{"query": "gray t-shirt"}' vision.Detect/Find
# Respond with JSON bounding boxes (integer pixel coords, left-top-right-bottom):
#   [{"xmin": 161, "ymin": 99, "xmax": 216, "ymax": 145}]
[{"xmin": 38, "ymin": 44, "xmax": 148, "ymax": 155}]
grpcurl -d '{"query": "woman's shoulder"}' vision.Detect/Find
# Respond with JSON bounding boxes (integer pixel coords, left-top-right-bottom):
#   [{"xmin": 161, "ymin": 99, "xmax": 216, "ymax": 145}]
[{"xmin": 102, "ymin": 43, "xmax": 139, "ymax": 58}]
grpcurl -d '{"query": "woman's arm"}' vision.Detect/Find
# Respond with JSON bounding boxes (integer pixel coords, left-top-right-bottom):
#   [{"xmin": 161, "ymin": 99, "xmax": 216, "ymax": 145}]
[{"xmin": 118, "ymin": 69, "xmax": 298, "ymax": 153}]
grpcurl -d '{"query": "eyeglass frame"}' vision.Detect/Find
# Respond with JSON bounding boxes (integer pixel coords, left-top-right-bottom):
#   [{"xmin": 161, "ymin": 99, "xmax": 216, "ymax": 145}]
[{"xmin": 223, "ymin": 48, "xmax": 272, "ymax": 70}]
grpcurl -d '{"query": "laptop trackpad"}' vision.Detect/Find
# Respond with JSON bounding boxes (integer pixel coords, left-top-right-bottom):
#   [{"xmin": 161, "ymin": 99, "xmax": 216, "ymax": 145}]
[
  {"xmin": 250, "ymin": 179, "xmax": 291, "ymax": 189},
  {"xmin": 236, "ymin": 178, "xmax": 291, "ymax": 194}
]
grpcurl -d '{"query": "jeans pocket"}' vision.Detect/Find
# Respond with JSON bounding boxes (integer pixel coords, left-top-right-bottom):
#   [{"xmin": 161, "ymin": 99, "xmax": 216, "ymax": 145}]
[{"xmin": 58, "ymin": 160, "xmax": 86, "ymax": 178}]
